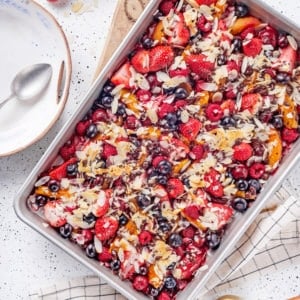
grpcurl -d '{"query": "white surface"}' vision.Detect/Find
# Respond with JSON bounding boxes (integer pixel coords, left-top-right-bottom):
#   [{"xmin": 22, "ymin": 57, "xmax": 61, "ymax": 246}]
[
  {"xmin": 0, "ymin": 0, "xmax": 71, "ymax": 156},
  {"xmin": 0, "ymin": 0, "xmax": 299, "ymax": 299}
]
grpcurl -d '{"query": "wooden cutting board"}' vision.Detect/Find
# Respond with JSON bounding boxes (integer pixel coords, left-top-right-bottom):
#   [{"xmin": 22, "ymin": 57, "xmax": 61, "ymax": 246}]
[{"xmin": 94, "ymin": 0, "xmax": 150, "ymax": 79}]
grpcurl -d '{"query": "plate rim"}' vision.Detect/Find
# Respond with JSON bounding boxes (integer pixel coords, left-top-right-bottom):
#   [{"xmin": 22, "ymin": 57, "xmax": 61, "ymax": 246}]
[{"xmin": 0, "ymin": 0, "xmax": 72, "ymax": 157}]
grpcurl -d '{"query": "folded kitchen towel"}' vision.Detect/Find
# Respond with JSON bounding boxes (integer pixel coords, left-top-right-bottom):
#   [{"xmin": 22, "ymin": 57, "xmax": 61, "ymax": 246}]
[{"xmin": 29, "ymin": 185, "xmax": 300, "ymax": 300}]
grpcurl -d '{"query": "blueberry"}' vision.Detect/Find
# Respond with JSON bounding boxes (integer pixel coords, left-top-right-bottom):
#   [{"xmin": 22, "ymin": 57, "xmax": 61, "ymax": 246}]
[
  {"xmin": 139, "ymin": 265, "xmax": 148, "ymax": 275},
  {"xmin": 232, "ymin": 197, "xmax": 248, "ymax": 212},
  {"xmin": 232, "ymin": 38, "xmax": 242, "ymax": 52},
  {"xmin": 142, "ymin": 37, "xmax": 153, "ymax": 49},
  {"xmin": 235, "ymin": 3, "xmax": 249, "ymax": 17},
  {"xmin": 137, "ymin": 194, "xmax": 152, "ymax": 208},
  {"xmin": 86, "ymin": 243, "xmax": 97, "ymax": 258},
  {"xmin": 101, "ymin": 95, "xmax": 114, "ymax": 108},
  {"xmin": 271, "ymin": 115, "xmax": 283, "ymax": 129},
  {"xmin": 236, "ymin": 179, "xmax": 249, "ymax": 191},
  {"xmin": 119, "ymin": 214, "xmax": 129, "ymax": 226},
  {"xmin": 174, "ymin": 87, "xmax": 188, "ymax": 99},
  {"xmin": 220, "ymin": 116, "xmax": 236, "ymax": 128},
  {"xmin": 182, "ymin": 177, "xmax": 191, "ymax": 188},
  {"xmin": 66, "ymin": 163, "xmax": 78, "ymax": 177},
  {"xmin": 149, "ymin": 287, "xmax": 160, "ymax": 297},
  {"xmin": 248, "ymin": 179, "xmax": 261, "ymax": 192},
  {"xmin": 276, "ymin": 72, "xmax": 290, "ymax": 83},
  {"xmin": 48, "ymin": 180, "xmax": 60, "ymax": 192},
  {"xmin": 157, "ymin": 160, "xmax": 172, "ymax": 175},
  {"xmin": 59, "ymin": 223, "xmax": 73, "ymax": 239},
  {"xmin": 35, "ymin": 195, "xmax": 47, "ymax": 207},
  {"xmin": 86, "ymin": 123, "xmax": 98, "ymax": 138},
  {"xmin": 206, "ymin": 231, "xmax": 221, "ymax": 250},
  {"xmin": 83, "ymin": 212, "xmax": 96, "ymax": 224},
  {"xmin": 158, "ymin": 219, "xmax": 171, "ymax": 233},
  {"xmin": 168, "ymin": 233, "xmax": 183, "ymax": 248},
  {"xmin": 163, "ymin": 86, "xmax": 175, "ymax": 95},
  {"xmin": 110, "ymin": 259, "xmax": 121, "ymax": 271},
  {"xmin": 102, "ymin": 82, "xmax": 114, "ymax": 94},
  {"xmin": 164, "ymin": 276, "xmax": 177, "ymax": 289},
  {"xmin": 217, "ymin": 54, "xmax": 227, "ymax": 66},
  {"xmin": 156, "ymin": 174, "xmax": 168, "ymax": 185},
  {"xmin": 116, "ymin": 104, "xmax": 126, "ymax": 116},
  {"xmin": 165, "ymin": 113, "xmax": 178, "ymax": 126}
]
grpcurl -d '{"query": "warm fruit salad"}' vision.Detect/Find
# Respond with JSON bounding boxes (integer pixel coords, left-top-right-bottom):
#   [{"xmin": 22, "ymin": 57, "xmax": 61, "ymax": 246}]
[{"xmin": 28, "ymin": 0, "xmax": 300, "ymax": 298}]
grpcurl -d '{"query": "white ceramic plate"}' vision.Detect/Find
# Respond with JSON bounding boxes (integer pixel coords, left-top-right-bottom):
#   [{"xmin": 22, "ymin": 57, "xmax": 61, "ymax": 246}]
[{"xmin": 0, "ymin": 0, "xmax": 71, "ymax": 156}]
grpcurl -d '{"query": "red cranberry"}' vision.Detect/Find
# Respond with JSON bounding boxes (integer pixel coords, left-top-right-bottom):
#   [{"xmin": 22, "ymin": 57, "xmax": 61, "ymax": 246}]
[{"xmin": 231, "ymin": 164, "xmax": 248, "ymax": 179}]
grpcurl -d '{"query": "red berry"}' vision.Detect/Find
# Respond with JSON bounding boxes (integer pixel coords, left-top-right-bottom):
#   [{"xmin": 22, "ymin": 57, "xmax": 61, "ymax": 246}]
[
  {"xmin": 204, "ymin": 168, "xmax": 220, "ymax": 183},
  {"xmin": 76, "ymin": 120, "xmax": 90, "ymax": 136},
  {"xmin": 258, "ymin": 26, "xmax": 277, "ymax": 48},
  {"xmin": 92, "ymin": 109, "xmax": 108, "ymax": 122},
  {"xmin": 95, "ymin": 216, "xmax": 118, "ymax": 241},
  {"xmin": 98, "ymin": 247, "xmax": 112, "ymax": 262},
  {"xmin": 282, "ymin": 128, "xmax": 299, "ymax": 143},
  {"xmin": 102, "ymin": 142, "xmax": 117, "ymax": 159},
  {"xmin": 190, "ymin": 144, "xmax": 205, "ymax": 160},
  {"xmin": 131, "ymin": 49, "xmax": 150, "ymax": 73},
  {"xmin": 233, "ymin": 142, "xmax": 253, "ymax": 161},
  {"xmin": 205, "ymin": 103, "xmax": 224, "ymax": 122},
  {"xmin": 49, "ymin": 158, "xmax": 77, "ymax": 181},
  {"xmin": 138, "ymin": 230, "xmax": 153, "ymax": 245},
  {"xmin": 206, "ymin": 181, "xmax": 224, "ymax": 198},
  {"xmin": 183, "ymin": 205, "xmax": 201, "ymax": 219},
  {"xmin": 249, "ymin": 162, "xmax": 265, "ymax": 179},
  {"xmin": 132, "ymin": 275, "xmax": 149, "ymax": 292},
  {"xmin": 175, "ymin": 100, "xmax": 188, "ymax": 109},
  {"xmin": 59, "ymin": 142, "xmax": 76, "ymax": 160},
  {"xmin": 168, "ymin": 13, "xmax": 190, "ymax": 46},
  {"xmin": 182, "ymin": 226, "xmax": 195, "ymax": 238},
  {"xmin": 196, "ymin": 15, "xmax": 212, "ymax": 33},
  {"xmin": 125, "ymin": 115, "xmax": 139, "ymax": 129},
  {"xmin": 167, "ymin": 178, "xmax": 184, "ymax": 199},
  {"xmin": 159, "ymin": 0, "xmax": 174, "ymax": 15},
  {"xmin": 158, "ymin": 103, "xmax": 176, "ymax": 118},
  {"xmin": 136, "ymin": 89, "xmax": 152, "ymax": 102},
  {"xmin": 179, "ymin": 118, "xmax": 202, "ymax": 141},
  {"xmin": 152, "ymin": 155, "xmax": 168, "ymax": 168},
  {"xmin": 93, "ymin": 190, "xmax": 110, "ymax": 217},
  {"xmin": 44, "ymin": 201, "xmax": 66, "ymax": 228},
  {"xmin": 241, "ymin": 93, "xmax": 259, "ymax": 112},
  {"xmin": 195, "ymin": 0, "xmax": 217, "ymax": 5},
  {"xmin": 276, "ymin": 45, "xmax": 297, "ymax": 74},
  {"xmin": 184, "ymin": 54, "xmax": 214, "ymax": 80},
  {"xmin": 111, "ymin": 62, "xmax": 132, "ymax": 88},
  {"xmin": 149, "ymin": 45, "xmax": 174, "ymax": 72},
  {"xmin": 158, "ymin": 291, "xmax": 172, "ymax": 300},
  {"xmin": 169, "ymin": 68, "xmax": 189, "ymax": 77},
  {"xmin": 243, "ymin": 38, "xmax": 263, "ymax": 57},
  {"xmin": 231, "ymin": 164, "xmax": 248, "ymax": 179}
]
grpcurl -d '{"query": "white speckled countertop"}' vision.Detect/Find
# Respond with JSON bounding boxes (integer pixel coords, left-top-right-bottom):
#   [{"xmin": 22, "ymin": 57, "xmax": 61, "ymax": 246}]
[{"xmin": 0, "ymin": 1, "xmax": 299, "ymax": 299}]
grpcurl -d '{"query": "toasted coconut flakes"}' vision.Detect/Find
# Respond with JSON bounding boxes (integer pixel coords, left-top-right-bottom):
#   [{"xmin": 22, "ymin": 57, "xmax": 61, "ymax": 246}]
[
  {"xmin": 147, "ymin": 108, "xmax": 158, "ymax": 124},
  {"xmin": 180, "ymin": 110, "xmax": 190, "ymax": 123},
  {"xmin": 287, "ymin": 35, "xmax": 298, "ymax": 50},
  {"xmin": 111, "ymin": 84, "xmax": 125, "ymax": 96},
  {"xmin": 157, "ymin": 71, "xmax": 170, "ymax": 83},
  {"xmin": 111, "ymin": 97, "xmax": 119, "ymax": 114},
  {"xmin": 199, "ymin": 6, "xmax": 213, "ymax": 21},
  {"xmin": 94, "ymin": 236, "xmax": 103, "ymax": 253},
  {"xmin": 212, "ymin": 92, "xmax": 223, "ymax": 103},
  {"xmin": 197, "ymin": 82, "xmax": 218, "ymax": 92}
]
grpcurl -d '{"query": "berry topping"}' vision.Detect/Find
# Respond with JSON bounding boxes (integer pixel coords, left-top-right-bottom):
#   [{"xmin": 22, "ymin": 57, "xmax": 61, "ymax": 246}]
[
  {"xmin": 205, "ymin": 103, "xmax": 224, "ymax": 122},
  {"xmin": 132, "ymin": 275, "xmax": 149, "ymax": 292},
  {"xmin": 233, "ymin": 142, "xmax": 253, "ymax": 161},
  {"xmin": 98, "ymin": 247, "xmax": 113, "ymax": 262},
  {"xmin": 249, "ymin": 162, "xmax": 265, "ymax": 179},
  {"xmin": 138, "ymin": 230, "xmax": 153, "ymax": 245},
  {"xmin": 243, "ymin": 38, "xmax": 263, "ymax": 57},
  {"xmin": 167, "ymin": 178, "xmax": 184, "ymax": 199},
  {"xmin": 184, "ymin": 54, "xmax": 214, "ymax": 80},
  {"xmin": 95, "ymin": 217, "xmax": 118, "ymax": 241},
  {"xmin": 149, "ymin": 45, "xmax": 174, "ymax": 72},
  {"xmin": 179, "ymin": 118, "xmax": 202, "ymax": 141}
]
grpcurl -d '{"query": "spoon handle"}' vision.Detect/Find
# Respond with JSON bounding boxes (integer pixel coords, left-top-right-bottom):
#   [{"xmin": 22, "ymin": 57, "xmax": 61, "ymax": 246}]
[{"xmin": 0, "ymin": 94, "xmax": 13, "ymax": 109}]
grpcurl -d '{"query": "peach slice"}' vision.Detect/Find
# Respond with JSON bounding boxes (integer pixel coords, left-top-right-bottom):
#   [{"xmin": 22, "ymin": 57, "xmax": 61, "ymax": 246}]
[
  {"xmin": 267, "ymin": 129, "xmax": 282, "ymax": 168},
  {"xmin": 230, "ymin": 16, "xmax": 261, "ymax": 35},
  {"xmin": 152, "ymin": 20, "xmax": 165, "ymax": 43},
  {"xmin": 279, "ymin": 95, "xmax": 298, "ymax": 129}
]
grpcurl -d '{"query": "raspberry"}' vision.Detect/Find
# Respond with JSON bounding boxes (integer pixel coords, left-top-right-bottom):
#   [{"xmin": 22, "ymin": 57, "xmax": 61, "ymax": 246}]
[
  {"xmin": 158, "ymin": 103, "xmax": 175, "ymax": 118},
  {"xmin": 249, "ymin": 162, "xmax": 265, "ymax": 179},
  {"xmin": 136, "ymin": 89, "xmax": 152, "ymax": 102},
  {"xmin": 206, "ymin": 181, "xmax": 224, "ymax": 198},
  {"xmin": 91, "ymin": 109, "xmax": 108, "ymax": 122},
  {"xmin": 138, "ymin": 230, "xmax": 153, "ymax": 245},
  {"xmin": 125, "ymin": 115, "xmax": 139, "ymax": 129},
  {"xmin": 205, "ymin": 103, "xmax": 224, "ymax": 122},
  {"xmin": 102, "ymin": 143, "xmax": 117, "ymax": 159},
  {"xmin": 233, "ymin": 142, "xmax": 253, "ymax": 161},
  {"xmin": 132, "ymin": 275, "xmax": 149, "ymax": 292},
  {"xmin": 59, "ymin": 142, "xmax": 76, "ymax": 160},
  {"xmin": 182, "ymin": 226, "xmax": 195, "ymax": 238},
  {"xmin": 204, "ymin": 168, "xmax": 220, "ymax": 183},
  {"xmin": 231, "ymin": 164, "xmax": 248, "ymax": 179},
  {"xmin": 282, "ymin": 128, "xmax": 299, "ymax": 143},
  {"xmin": 98, "ymin": 247, "xmax": 112, "ymax": 262},
  {"xmin": 183, "ymin": 205, "xmax": 201, "ymax": 219},
  {"xmin": 179, "ymin": 118, "xmax": 202, "ymax": 141},
  {"xmin": 167, "ymin": 178, "xmax": 184, "ymax": 199},
  {"xmin": 158, "ymin": 291, "xmax": 172, "ymax": 300},
  {"xmin": 190, "ymin": 144, "xmax": 205, "ymax": 160},
  {"xmin": 159, "ymin": 0, "xmax": 174, "ymax": 15},
  {"xmin": 76, "ymin": 120, "xmax": 90, "ymax": 136},
  {"xmin": 95, "ymin": 217, "xmax": 118, "ymax": 241}
]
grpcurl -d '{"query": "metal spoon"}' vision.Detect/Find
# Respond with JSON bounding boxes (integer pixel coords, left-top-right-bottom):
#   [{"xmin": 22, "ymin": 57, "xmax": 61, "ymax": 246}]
[{"xmin": 0, "ymin": 63, "xmax": 53, "ymax": 109}]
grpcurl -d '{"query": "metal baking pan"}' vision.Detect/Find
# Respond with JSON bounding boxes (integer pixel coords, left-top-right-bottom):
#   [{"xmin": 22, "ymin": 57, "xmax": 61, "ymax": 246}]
[{"xmin": 14, "ymin": 1, "xmax": 300, "ymax": 299}]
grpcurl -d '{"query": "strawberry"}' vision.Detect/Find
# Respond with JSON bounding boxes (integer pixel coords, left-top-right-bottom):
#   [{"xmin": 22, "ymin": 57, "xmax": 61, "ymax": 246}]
[
  {"xmin": 92, "ymin": 190, "xmax": 110, "ymax": 217},
  {"xmin": 190, "ymin": 144, "xmax": 205, "ymax": 160},
  {"xmin": 59, "ymin": 142, "xmax": 76, "ymax": 160},
  {"xmin": 158, "ymin": 292, "xmax": 172, "ymax": 300},
  {"xmin": 159, "ymin": 0, "xmax": 174, "ymax": 15},
  {"xmin": 205, "ymin": 103, "xmax": 224, "ymax": 122},
  {"xmin": 132, "ymin": 275, "xmax": 149, "ymax": 292},
  {"xmin": 195, "ymin": 0, "xmax": 217, "ymax": 5},
  {"xmin": 226, "ymin": 60, "xmax": 240, "ymax": 72},
  {"xmin": 44, "ymin": 201, "xmax": 67, "ymax": 228},
  {"xmin": 158, "ymin": 103, "xmax": 175, "ymax": 118},
  {"xmin": 233, "ymin": 142, "xmax": 253, "ymax": 161},
  {"xmin": 174, "ymin": 243, "xmax": 207, "ymax": 280},
  {"xmin": 204, "ymin": 168, "xmax": 220, "ymax": 183},
  {"xmin": 169, "ymin": 68, "xmax": 189, "ymax": 78},
  {"xmin": 131, "ymin": 49, "xmax": 150, "ymax": 73},
  {"xmin": 111, "ymin": 62, "xmax": 132, "ymax": 88},
  {"xmin": 95, "ymin": 216, "xmax": 118, "ymax": 241},
  {"xmin": 242, "ymin": 37, "xmax": 263, "ymax": 57},
  {"xmin": 184, "ymin": 54, "xmax": 214, "ymax": 80},
  {"xmin": 102, "ymin": 142, "xmax": 117, "ymax": 159},
  {"xmin": 167, "ymin": 178, "xmax": 184, "ymax": 199},
  {"xmin": 76, "ymin": 120, "xmax": 91, "ymax": 136},
  {"xmin": 149, "ymin": 45, "xmax": 174, "ymax": 72},
  {"xmin": 179, "ymin": 118, "xmax": 202, "ymax": 141},
  {"xmin": 168, "ymin": 13, "xmax": 190, "ymax": 47},
  {"xmin": 203, "ymin": 203, "xmax": 233, "ymax": 230},
  {"xmin": 249, "ymin": 162, "xmax": 265, "ymax": 179},
  {"xmin": 241, "ymin": 93, "xmax": 259, "ymax": 112},
  {"xmin": 98, "ymin": 247, "xmax": 113, "ymax": 262},
  {"xmin": 125, "ymin": 115, "xmax": 139, "ymax": 129},
  {"xmin": 206, "ymin": 181, "xmax": 224, "ymax": 198},
  {"xmin": 276, "ymin": 45, "xmax": 297, "ymax": 73},
  {"xmin": 49, "ymin": 158, "xmax": 77, "ymax": 181},
  {"xmin": 138, "ymin": 230, "xmax": 153, "ymax": 245},
  {"xmin": 282, "ymin": 128, "xmax": 299, "ymax": 143},
  {"xmin": 258, "ymin": 26, "xmax": 277, "ymax": 48},
  {"xmin": 170, "ymin": 138, "xmax": 190, "ymax": 154},
  {"xmin": 182, "ymin": 205, "xmax": 201, "ymax": 219},
  {"xmin": 91, "ymin": 108, "xmax": 108, "ymax": 122},
  {"xmin": 221, "ymin": 99, "xmax": 236, "ymax": 113},
  {"xmin": 152, "ymin": 155, "xmax": 168, "ymax": 167}
]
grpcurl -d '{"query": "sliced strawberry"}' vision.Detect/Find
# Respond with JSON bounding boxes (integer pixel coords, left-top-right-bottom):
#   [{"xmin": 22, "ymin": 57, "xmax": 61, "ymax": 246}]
[
  {"xmin": 49, "ymin": 158, "xmax": 77, "ymax": 181},
  {"xmin": 276, "ymin": 45, "xmax": 297, "ymax": 73},
  {"xmin": 170, "ymin": 138, "xmax": 190, "ymax": 154},
  {"xmin": 182, "ymin": 205, "xmax": 201, "ymax": 219},
  {"xmin": 203, "ymin": 203, "xmax": 233, "ymax": 230},
  {"xmin": 204, "ymin": 168, "xmax": 220, "ymax": 183},
  {"xmin": 95, "ymin": 216, "xmax": 118, "ymax": 241},
  {"xmin": 149, "ymin": 45, "xmax": 174, "ymax": 72},
  {"xmin": 184, "ymin": 53, "xmax": 214, "ymax": 80},
  {"xmin": 168, "ymin": 13, "xmax": 190, "ymax": 47},
  {"xmin": 92, "ymin": 190, "xmax": 110, "ymax": 217},
  {"xmin": 179, "ymin": 118, "xmax": 202, "ymax": 141},
  {"xmin": 102, "ymin": 142, "xmax": 118, "ymax": 160},
  {"xmin": 169, "ymin": 68, "xmax": 189, "ymax": 78},
  {"xmin": 206, "ymin": 181, "xmax": 224, "ymax": 198},
  {"xmin": 243, "ymin": 38, "xmax": 263, "ymax": 57},
  {"xmin": 190, "ymin": 144, "xmax": 205, "ymax": 160},
  {"xmin": 98, "ymin": 247, "xmax": 113, "ymax": 262},
  {"xmin": 221, "ymin": 99, "xmax": 236, "ymax": 113},
  {"xmin": 241, "ymin": 93, "xmax": 260, "ymax": 112},
  {"xmin": 59, "ymin": 142, "xmax": 76, "ymax": 160},
  {"xmin": 111, "ymin": 62, "xmax": 132, "ymax": 88},
  {"xmin": 195, "ymin": 0, "xmax": 217, "ymax": 5},
  {"xmin": 131, "ymin": 49, "xmax": 150, "ymax": 73},
  {"xmin": 167, "ymin": 178, "xmax": 184, "ymax": 199},
  {"xmin": 44, "ymin": 201, "xmax": 66, "ymax": 228},
  {"xmin": 233, "ymin": 142, "xmax": 253, "ymax": 161},
  {"xmin": 173, "ymin": 243, "xmax": 207, "ymax": 280},
  {"xmin": 158, "ymin": 103, "xmax": 176, "ymax": 118},
  {"xmin": 226, "ymin": 60, "xmax": 240, "ymax": 72}
]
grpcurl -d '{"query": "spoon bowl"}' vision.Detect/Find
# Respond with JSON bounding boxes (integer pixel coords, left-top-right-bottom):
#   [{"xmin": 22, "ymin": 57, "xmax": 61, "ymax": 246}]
[{"xmin": 0, "ymin": 63, "xmax": 53, "ymax": 108}]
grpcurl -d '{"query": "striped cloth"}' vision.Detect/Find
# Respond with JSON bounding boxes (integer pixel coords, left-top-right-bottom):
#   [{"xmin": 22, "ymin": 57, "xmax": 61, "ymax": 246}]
[{"xmin": 29, "ymin": 185, "xmax": 300, "ymax": 300}]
